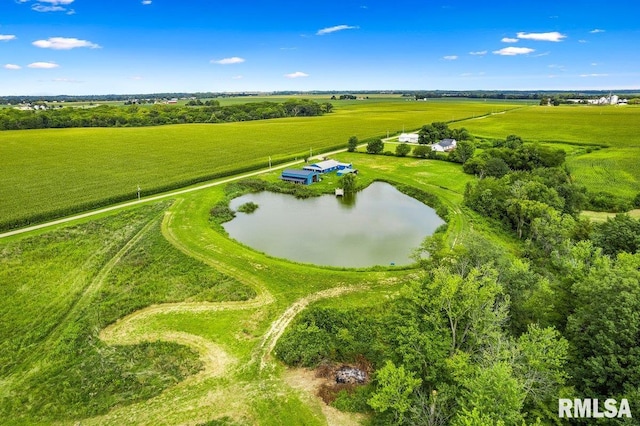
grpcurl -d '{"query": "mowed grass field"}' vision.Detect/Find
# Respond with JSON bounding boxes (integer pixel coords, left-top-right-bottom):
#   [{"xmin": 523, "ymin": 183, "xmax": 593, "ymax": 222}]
[
  {"xmin": 0, "ymin": 153, "xmax": 474, "ymax": 424},
  {"xmin": 452, "ymin": 104, "xmax": 640, "ymax": 198},
  {"xmin": 0, "ymin": 99, "xmax": 517, "ymax": 230}
]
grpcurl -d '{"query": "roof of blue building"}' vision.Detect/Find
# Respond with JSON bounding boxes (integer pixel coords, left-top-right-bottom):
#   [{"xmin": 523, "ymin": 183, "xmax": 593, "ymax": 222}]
[{"xmin": 281, "ymin": 169, "xmax": 318, "ymax": 177}]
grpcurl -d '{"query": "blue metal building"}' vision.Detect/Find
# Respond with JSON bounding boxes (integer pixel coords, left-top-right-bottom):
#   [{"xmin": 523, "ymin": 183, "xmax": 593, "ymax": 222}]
[{"xmin": 281, "ymin": 169, "xmax": 319, "ymax": 185}]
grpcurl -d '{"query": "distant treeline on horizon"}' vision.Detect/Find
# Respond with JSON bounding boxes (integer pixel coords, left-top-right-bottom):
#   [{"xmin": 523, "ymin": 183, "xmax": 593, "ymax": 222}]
[
  {"xmin": 0, "ymin": 99, "xmax": 331, "ymax": 131},
  {"xmin": 2, "ymin": 89, "xmax": 640, "ymax": 104}
]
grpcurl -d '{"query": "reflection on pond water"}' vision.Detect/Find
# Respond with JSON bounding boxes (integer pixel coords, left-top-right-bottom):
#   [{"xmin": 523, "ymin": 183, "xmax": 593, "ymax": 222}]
[{"xmin": 223, "ymin": 182, "xmax": 445, "ymax": 267}]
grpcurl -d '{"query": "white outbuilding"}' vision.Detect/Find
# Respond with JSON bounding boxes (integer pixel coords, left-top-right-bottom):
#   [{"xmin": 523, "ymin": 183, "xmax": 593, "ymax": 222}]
[{"xmin": 398, "ymin": 133, "xmax": 420, "ymax": 143}]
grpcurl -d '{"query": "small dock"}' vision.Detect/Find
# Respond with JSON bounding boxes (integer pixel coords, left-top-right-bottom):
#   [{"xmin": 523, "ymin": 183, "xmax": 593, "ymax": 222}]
[{"xmin": 335, "ymin": 188, "xmax": 344, "ymax": 197}]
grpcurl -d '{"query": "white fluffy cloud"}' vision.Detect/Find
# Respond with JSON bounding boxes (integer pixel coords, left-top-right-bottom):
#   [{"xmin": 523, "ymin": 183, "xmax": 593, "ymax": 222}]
[
  {"xmin": 469, "ymin": 50, "xmax": 487, "ymax": 56},
  {"xmin": 38, "ymin": 0, "xmax": 74, "ymax": 4},
  {"xmin": 316, "ymin": 25, "xmax": 359, "ymax": 35},
  {"xmin": 28, "ymin": 62, "xmax": 59, "ymax": 69},
  {"xmin": 33, "ymin": 37, "xmax": 100, "ymax": 50},
  {"xmin": 501, "ymin": 37, "xmax": 518, "ymax": 43},
  {"xmin": 211, "ymin": 57, "xmax": 245, "ymax": 65},
  {"xmin": 18, "ymin": 0, "xmax": 74, "ymax": 12},
  {"xmin": 33, "ymin": 5, "xmax": 64, "ymax": 11},
  {"xmin": 0, "ymin": 35, "xmax": 17, "ymax": 41},
  {"xmin": 580, "ymin": 73, "xmax": 608, "ymax": 77},
  {"xmin": 4, "ymin": 64, "xmax": 22, "ymax": 70},
  {"xmin": 517, "ymin": 31, "xmax": 566, "ymax": 42},
  {"xmin": 142, "ymin": 0, "xmax": 152, "ymax": 4},
  {"xmin": 590, "ymin": 29, "xmax": 605, "ymax": 34},
  {"xmin": 443, "ymin": 55, "xmax": 458, "ymax": 60},
  {"xmin": 493, "ymin": 47, "xmax": 535, "ymax": 56},
  {"xmin": 284, "ymin": 71, "xmax": 309, "ymax": 78}
]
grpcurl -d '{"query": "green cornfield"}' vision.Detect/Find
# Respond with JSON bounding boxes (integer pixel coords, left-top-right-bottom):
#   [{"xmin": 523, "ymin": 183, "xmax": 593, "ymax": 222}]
[
  {"xmin": 0, "ymin": 99, "xmax": 517, "ymax": 230},
  {"xmin": 452, "ymin": 104, "xmax": 640, "ymax": 198}
]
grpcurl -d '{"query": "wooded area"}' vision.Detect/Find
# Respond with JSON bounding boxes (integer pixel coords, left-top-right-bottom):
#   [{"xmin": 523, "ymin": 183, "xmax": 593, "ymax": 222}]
[
  {"xmin": 0, "ymin": 99, "xmax": 330, "ymax": 130},
  {"xmin": 276, "ymin": 129, "xmax": 640, "ymax": 425}
]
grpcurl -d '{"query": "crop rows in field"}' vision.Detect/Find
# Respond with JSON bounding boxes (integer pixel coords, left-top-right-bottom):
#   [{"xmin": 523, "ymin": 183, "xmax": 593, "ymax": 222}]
[
  {"xmin": 453, "ymin": 105, "xmax": 640, "ymax": 146},
  {"xmin": 452, "ymin": 104, "xmax": 640, "ymax": 199},
  {"xmin": 0, "ymin": 99, "xmax": 517, "ymax": 230}
]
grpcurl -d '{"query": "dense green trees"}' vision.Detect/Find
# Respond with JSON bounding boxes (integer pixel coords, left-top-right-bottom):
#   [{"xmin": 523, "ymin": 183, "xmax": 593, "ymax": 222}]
[
  {"xmin": 566, "ymin": 252, "xmax": 640, "ymax": 397},
  {"xmin": 417, "ymin": 122, "xmax": 471, "ymax": 145},
  {"xmin": 347, "ymin": 135, "xmax": 359, "ymax": 152},
  {"xmin": 448, "ymin": 140, "xmax": 475, "ymax": 164},
  {"xmin": 395, "ymin": 143, "xmax": 411, "ymax": 157},
  {"xmin": 276, "ymin": 229, "xmax": 570, "ymax": 424},
  {"xmin": 366, "ymin": 139, "xmax": 384, "ymax": 154},
  {"xmin": 368, "ymin": 361, "xmax": 422, "ymax": 424},
  {"xmin": 412, "ymin": 145, "xmax": 430, "ymax": 158},
  {"xmin": 463, "ymin": 144, "xmax": 566, "ymax": 178},
  {"xmin": 0, "ymin": 99, "xmax": 329, "ymax": 130},
  {"xmin": 340, "ymin": 173, "xmax": 357, "ymax": 193},
  {"xmin": 464, "ymin": 168, "xmax": 586, "ymax": 240},
  {"xmin": 591, "ymin": 214, "xmax": 640, "ymax": 256},
  {"xmin": 273, "ymin": 125, "xmax": 639, "ymax": 424}
]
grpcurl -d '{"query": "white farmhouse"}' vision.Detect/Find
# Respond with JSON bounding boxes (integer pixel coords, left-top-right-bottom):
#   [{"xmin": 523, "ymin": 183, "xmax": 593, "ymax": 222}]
[{"xmin": 431, "ymin": 138, "xmax": 457, "ymax": 152}]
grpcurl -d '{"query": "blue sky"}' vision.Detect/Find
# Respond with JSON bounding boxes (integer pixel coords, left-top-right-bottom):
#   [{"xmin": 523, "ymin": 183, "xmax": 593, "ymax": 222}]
[{"xmin": 1, "ymin": 0, "xmax": 639, "ymax": 95}]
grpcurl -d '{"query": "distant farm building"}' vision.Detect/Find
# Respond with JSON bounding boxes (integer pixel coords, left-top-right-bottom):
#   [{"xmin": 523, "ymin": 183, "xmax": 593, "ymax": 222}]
[
  {"xmin": 431, "ymin": 138, "xmax": 457, "ymax": 152},
  {"xmin": 281, "ymin": 169, "xmax": 319, "ymax": 185},
  {"xmin": 398, "ymin": 133, "xmax": 420, "ymax": 143},
  {"xmin": 303, "ymin": 160, "xmax": 352, "ymax": 174}
]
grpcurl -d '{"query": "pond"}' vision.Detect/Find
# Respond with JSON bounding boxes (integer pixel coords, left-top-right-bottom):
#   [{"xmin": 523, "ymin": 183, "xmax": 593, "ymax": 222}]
[{"xmin": 223, "ymin": 181, "xmax": 445, "ymax": 268}]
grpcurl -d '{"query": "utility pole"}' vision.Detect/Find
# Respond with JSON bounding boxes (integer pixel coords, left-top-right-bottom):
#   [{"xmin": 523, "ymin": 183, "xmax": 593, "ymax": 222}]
[
  {"xmin": 137, "ymin": 184, "xmax": 141, "ymax": 200},
  {"xmin": 269, "ymin": 156, "xmax": 272, "ymax": 169}
]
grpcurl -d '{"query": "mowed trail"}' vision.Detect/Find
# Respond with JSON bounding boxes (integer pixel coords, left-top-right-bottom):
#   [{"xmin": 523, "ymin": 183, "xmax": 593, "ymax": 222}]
[{"xmin": 92, "ymin": 199, "xmax": 379, "ymax": 424}]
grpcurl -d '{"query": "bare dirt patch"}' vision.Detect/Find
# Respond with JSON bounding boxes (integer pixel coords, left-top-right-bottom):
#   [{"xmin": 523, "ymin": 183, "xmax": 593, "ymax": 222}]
[{"xmin": 284, "ymin": 367, "xmax": 367, "ymax": 426}]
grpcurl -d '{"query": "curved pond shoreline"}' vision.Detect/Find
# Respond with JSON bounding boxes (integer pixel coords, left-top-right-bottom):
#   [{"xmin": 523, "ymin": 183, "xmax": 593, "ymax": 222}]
[{"xmin": 223, "ymin": 181, "xmax": 445, "ymax": 267}]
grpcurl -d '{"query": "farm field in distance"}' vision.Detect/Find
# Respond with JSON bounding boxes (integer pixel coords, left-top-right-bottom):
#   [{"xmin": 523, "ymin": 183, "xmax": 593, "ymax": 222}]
[
  {"xmin": 0, "ymin": 98, "xmax": 519, "ymax": 231},
  {"xmin": 451, "ymin": 104, "xmax": 640, "ymax": 198}
]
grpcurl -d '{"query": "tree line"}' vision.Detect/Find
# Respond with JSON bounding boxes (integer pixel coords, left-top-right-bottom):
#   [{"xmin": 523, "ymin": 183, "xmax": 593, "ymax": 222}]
[
  {"xmin": 279, "ymin": 124, "xmax": 640, "ymax": 424},
  {"xmin": 276, "ymin": 163, "xmax": 640, "ymax": 425},
  {"xmin": 0, "ymin": 99, "xmax": 331, "ymax": 130}
]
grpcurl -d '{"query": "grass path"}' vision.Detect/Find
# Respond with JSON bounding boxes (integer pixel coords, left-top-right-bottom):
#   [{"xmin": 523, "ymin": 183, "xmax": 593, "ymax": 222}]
[
  {"xmin": 7, "ymin": 152, "xmax": 469, "ymax": 424},
  {"xmin": 259, "ymin": 286, "xmax": 365, "ymax": 370},
  {"xmin": 8, "ymin": 213, "xmax": 161, "ymax": 391},
  {"xmin": 89, "ymin": 192, "xmax": 405, "ymax": 424}
]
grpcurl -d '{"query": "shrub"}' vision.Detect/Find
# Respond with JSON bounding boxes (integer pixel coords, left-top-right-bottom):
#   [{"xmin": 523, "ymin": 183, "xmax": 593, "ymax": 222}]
[
  {"xmin": 209, "ymin": 203, "xmax": 236, "ymax": 223},
  {"xmin": 237, "ymin": 202, "xmax": 259, "ymax": 214},
  {"xmin": 413, "ymin": 145, "xmax": 430, "ymax": 158},
  {"xmin": 332, "ymin": 385, "xmax": 375, "ymax": 413},
  {"xmin": 275, "ymin": 323, "xmax": 335, "ymax": 367},
  {"xmin": 587, "ymin": 191, "xmax": 633, "ymax": 212},
  {"xmin": 395, "ymin": 143, "xmax": 411, "ymax": 157},
  {"xmin": 366, "ymin": 139, "xmax": 384, "ymax": 154}
]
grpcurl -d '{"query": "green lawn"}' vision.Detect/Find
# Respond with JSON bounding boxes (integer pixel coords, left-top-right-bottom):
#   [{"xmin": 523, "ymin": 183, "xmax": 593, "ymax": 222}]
[
  {"xmin": 0, "ymin": 152, "xmax": 472, "ymax": 425},
  {"xmin": 0, "ymin": 99, "xmax": 517, "ymax": 230}
]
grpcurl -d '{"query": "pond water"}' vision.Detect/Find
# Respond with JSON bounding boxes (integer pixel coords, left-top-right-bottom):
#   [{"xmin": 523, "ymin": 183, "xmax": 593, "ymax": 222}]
[{"xmin": 223, "ymin": 181, "xmax": 445, "ymax": 268}]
